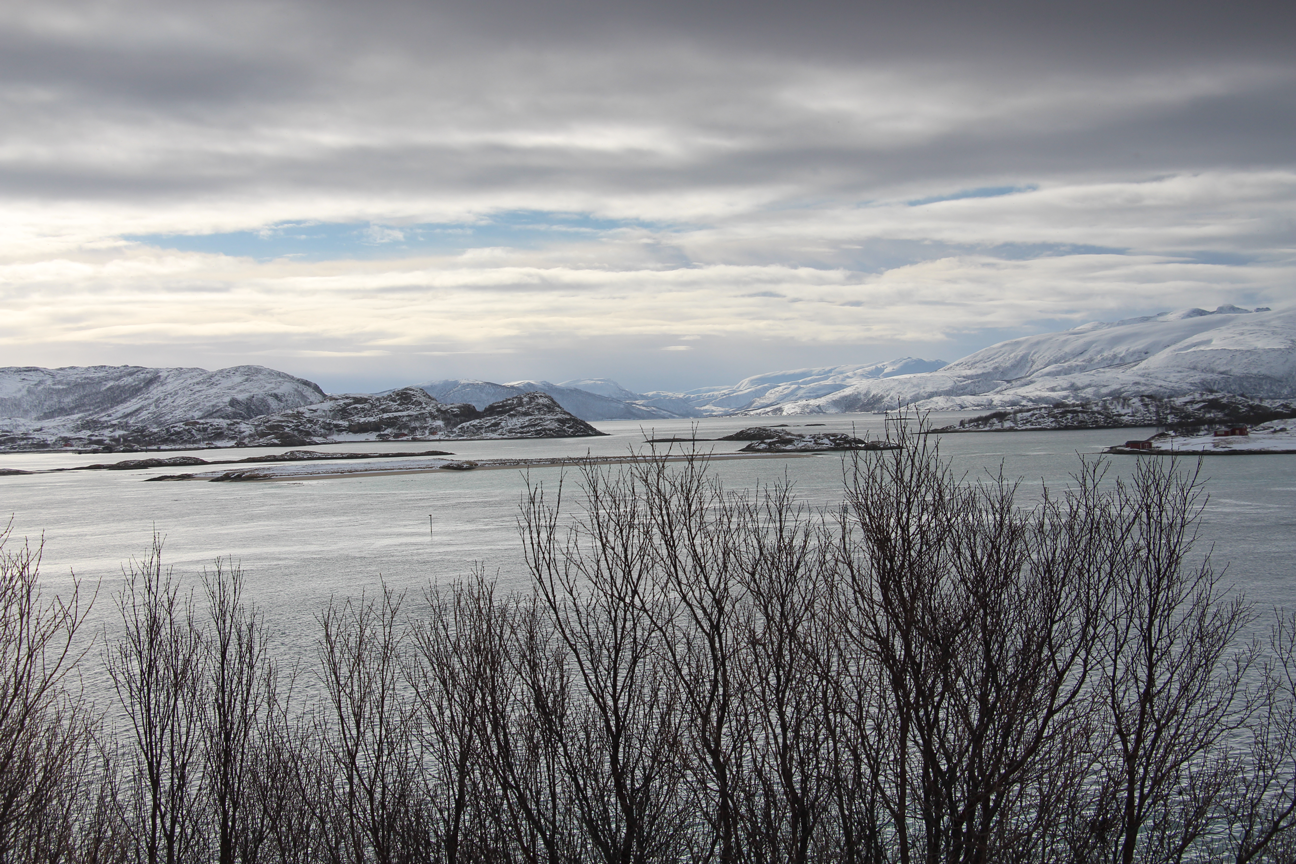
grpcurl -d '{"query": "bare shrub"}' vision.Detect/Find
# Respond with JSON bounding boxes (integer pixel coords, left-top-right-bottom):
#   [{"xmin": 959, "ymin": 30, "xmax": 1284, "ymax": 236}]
[
  {"xmin": 314, "ymin": 586, "xmax": 425, "ymax": 864},
  {"xmin": 522, "ymin": 465, "xmax": 691, "ymax": 864},
  {"xmin": 1083, "ymin": 460, "xmax": 1260, "ymax": 864},
  {"xmin": 201, "ymin": 559, "xmax": 277, "ymax": 864},
  {"xmin": 832, "ymin": 421, "xmax": 1117, "ymax": 864},
  {"xmin": 0, "ymin": 523, "xmax": 100, "ymax": 863},
  {"xmin": 108, "ymin": 535, "xmax": 206, "ymax": 864}
]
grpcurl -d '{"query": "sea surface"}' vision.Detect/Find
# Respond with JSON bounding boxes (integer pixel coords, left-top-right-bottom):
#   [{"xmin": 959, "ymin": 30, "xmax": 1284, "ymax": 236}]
[{"xmin": 4, "ymin": 412, "xmax": 1295, "ymax": 692}]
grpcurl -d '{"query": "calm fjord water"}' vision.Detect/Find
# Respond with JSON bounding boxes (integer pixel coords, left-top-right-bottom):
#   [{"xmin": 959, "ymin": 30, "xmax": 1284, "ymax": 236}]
[{"xmin": 4, "ymin": 413, "xmax": 1295, "ymax": 655}]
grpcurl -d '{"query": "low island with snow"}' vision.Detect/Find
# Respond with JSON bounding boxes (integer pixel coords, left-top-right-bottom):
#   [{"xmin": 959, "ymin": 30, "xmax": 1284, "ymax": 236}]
[
  {"xmin": 936, "ymin": 393, "xmax": 1296, "ymax": 433},
  {"xmin": 1107, "ymin": 420, "xmax": 1296, "ymax": 455}
]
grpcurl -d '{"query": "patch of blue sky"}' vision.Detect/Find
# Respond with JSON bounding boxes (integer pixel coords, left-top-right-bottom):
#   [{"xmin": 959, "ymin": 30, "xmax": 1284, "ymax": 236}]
[
  {"xmin": 1172, "ymin": 250, "xmax": 1258, "ymax": 267},
  {"xmin": 125, "ymin": 210, "xmax": 669, "ymax": 262},
  {"xmin": 830, "ymin": 239, "xmax": 1126, "ymax": 274},
  {"xmin": 906, "ymin": 185, "xmax": 1038, "ymax": 206},
  {"xmin": 988, "ymin": 242, "xmax": 1126, "ymax": 259}
]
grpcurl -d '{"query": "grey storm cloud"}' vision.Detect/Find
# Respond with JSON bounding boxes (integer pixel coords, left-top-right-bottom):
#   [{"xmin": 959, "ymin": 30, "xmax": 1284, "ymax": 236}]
[
  {"xmin": 1, "ymin": 0, "xmax": 1293, "ymax": 392},
  {"xmin": 3, "ymin": 0, "xmax": 1292, "ymax": 207}
]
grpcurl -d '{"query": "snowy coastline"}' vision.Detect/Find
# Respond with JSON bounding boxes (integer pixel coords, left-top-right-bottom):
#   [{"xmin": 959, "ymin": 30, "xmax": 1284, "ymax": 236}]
[{"xmin": 1107, "ymin": 420, "xmax": 1296, "ymax": 455}]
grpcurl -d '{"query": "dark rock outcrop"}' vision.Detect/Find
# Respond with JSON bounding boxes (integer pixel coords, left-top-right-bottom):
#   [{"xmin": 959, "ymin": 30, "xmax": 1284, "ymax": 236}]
[{"xmin": 719, "ymin": 426, "xmax": 792, "ymax": 441}]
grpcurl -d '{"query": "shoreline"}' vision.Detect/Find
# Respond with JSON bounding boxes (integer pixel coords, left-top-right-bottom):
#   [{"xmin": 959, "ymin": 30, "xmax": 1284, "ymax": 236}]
[
  {"xmin": 1106, "ymin": 447, "xmax": 1296, "ymax": 456},
  {"xmin": 172, "ymin": 450, "xmax": 823, "ymax": 483},
  {"xmin": 260, "ymin": 451, "xmax": 821, "ymax": 482}
]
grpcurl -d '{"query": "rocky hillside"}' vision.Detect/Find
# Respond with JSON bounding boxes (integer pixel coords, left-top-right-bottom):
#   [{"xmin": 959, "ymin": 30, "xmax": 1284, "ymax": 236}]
[
  {"xmin": 0, "ymin": 387, "xmax": 604, "ymax": 451},
  {"xmin": 717, "ymin": 427, "xmax": 896, "ymax": 452},
  {"xmin": 938, "ymin": 393, "xmax": 1296, "ymax": 433},
  {"xmin": 0, "ymin": 364, "xmax": 326, "ymax": 426}
]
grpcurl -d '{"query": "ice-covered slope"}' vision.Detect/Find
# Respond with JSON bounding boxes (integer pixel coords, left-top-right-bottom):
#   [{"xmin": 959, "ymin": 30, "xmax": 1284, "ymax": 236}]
[
  {"xmin": 0, "ymin": 365, "xmax": 326, "ymax": 426},
  {"xmin": 557, "ymin": 378, "xmax": 642, "ymax": 402},
  {"xmin": 649, "ymin": 357, "xmax": 948, "ymax": 415},
  {"xmin": 749, "ymin": 306, "xmax": 1294, "ymax": 415}
]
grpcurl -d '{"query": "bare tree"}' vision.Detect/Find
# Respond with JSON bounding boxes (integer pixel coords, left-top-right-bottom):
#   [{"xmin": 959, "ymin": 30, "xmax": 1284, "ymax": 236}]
[
  {"xmin": 834, "ymin": 419, "xmax": 1121, "ymax": 864},
  {"xmin": 521, "ymin": 465, "xmax": 690, "ymax": 864},
  {"xmin": 201, "ymin": 559, "xmax": 275, "ymax": 864},
  {"xmin": 1086, "ymin": 459, "xmax": 1258, "ymax": 864},
  {"xmin": 0, "ymin": 523, "xmax": 99, "ymax": 864},
  {"xmin": 1219, "ymin": 610, "xmax": 1296, "ymax": 863},
  {"xmin": 250, "ymin": 692, "xmax": 320, "ymax": 864},
  {"xmin": 315, "ymin": 586, "xmax": 425, "ymax": 864},
  {"xmin": 407, "ymin": 573, "xmax": 516, "ymax": 864},
  {"xmin": 109, "ymin": 535, "xmax": 206, "ymax": 864},
  {"xmin": 730, "ymin": 481, "xmax": 835, "ymax": 864},
  {"xmin": 489, "ymin": 593, "xmax": 584, "ymax": 864},
  {"xmin": 632, "ymin": 452, "xmax": 752, "ymax": 864}
]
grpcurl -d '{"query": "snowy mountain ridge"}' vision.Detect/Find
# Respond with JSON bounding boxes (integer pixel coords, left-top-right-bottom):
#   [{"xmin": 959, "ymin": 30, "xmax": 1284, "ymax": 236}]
[
  {"xmin": 405, "ymin": 361, "xmax": 952, "ymax": 420},
  {"xmin": 742, "ymin": 306, "xmax": 1295, "ymax": 415},
  {"xmin": 651, "ymin": 357, "xmax": 949, "ymax": 415},
  {"xmin": 407, "ymin": 378, "xmax": 680, "ymax": 420},
  {"xmin": 0, "ymin": 364, "xmax": 326, "ymax": 426},
  {"xmin": 5, "ymin": 305, "xmax": 1289, "ymax": 444}
]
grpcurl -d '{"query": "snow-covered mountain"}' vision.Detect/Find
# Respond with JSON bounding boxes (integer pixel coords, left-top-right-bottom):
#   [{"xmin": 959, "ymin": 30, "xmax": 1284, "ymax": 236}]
[
  {"xmin": 557, "ymin": 378, "xmax": 642, "ymax": 402},
  {"xmin": 745, "ymin": 306, "xmax": 1294, "ymax": 415},
  {"xmin": 409, "ymin": 379, "xmax": 682, "ymax": 421},
  {"xmin": 8, "ymin": 304, "xmax": 1289, "ymax": 447},
  {"xmin": 0, "ymin": 364, "xmax": 326, "ymax": 426},
  {"xmin": 646, "ymin": 357, "xmax": 948, "ymax": 415}
]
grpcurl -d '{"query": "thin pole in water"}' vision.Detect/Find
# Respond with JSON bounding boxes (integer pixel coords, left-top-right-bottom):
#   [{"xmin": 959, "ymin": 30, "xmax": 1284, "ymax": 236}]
[{"xmin": 429, "ymin": 514, "xmax": 433, "ymax": 542}]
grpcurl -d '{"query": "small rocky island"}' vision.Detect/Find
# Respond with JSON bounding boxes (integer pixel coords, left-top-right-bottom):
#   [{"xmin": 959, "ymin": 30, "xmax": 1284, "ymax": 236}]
[{"xmin": 719, "ymin": 427, "xmax": 897, "ymax": 452}]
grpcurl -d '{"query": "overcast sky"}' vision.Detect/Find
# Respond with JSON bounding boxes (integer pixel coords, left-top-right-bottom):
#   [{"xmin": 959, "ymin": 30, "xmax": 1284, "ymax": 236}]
[{"xmin": 1, "ymin": 0, "xmax": 1292, "ymax": 393}]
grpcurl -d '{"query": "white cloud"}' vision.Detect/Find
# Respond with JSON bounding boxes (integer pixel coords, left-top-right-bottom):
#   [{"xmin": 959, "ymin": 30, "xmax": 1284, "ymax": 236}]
[{"xmin": 0, "ymin": 0, "xmax": 1292, "ymax": 390}]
